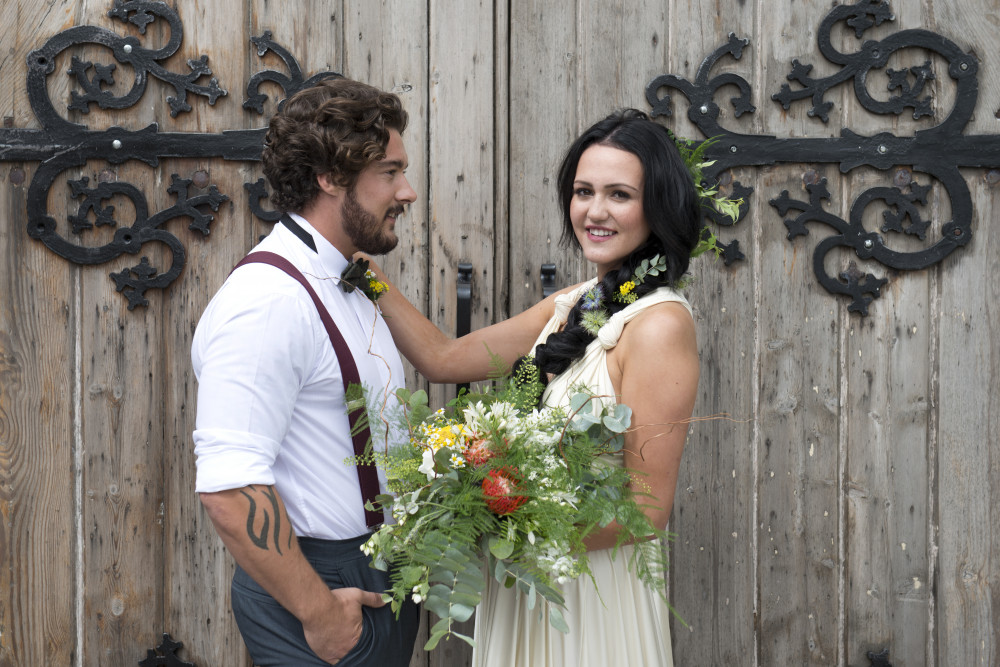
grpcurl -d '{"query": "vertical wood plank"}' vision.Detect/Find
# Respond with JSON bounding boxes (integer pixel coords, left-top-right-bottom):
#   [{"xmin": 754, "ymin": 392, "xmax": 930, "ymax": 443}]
[
  {"xmin": 661, "ymin": 0, "xmax": 760, "ymax": 664},
  {"xmin": 160, "ymin": 1, "xmax": 258, "ymax": 664},
  {"xmin": 425, "ymin": 0, "xmax": 497, "ymax": 418},
  {"xmin": 342, "ymin": 3, "xmax": 432, "ymax": 663},
  {"xmin": 74, "ymin": 9, "xmax": 164, "ymax": 665},
  {"xmin": 927, "ymin": 0, "xmax": 1000, "ymax": 663},
  {"xmin": 1, "ymin": 1, "xmax": 76, "ymax": 660},
  {"xmin": 344, "ymin": 0, "xmax": 430, "ymax": 397},
  {"xmin": 52, "ymin": 2, "xmax": 168, "ymax": 662},
  {"xmin": 492, "ymin": 0, "xmax": 511, "ymax": 328},
  {"xmin": 752, "ymin": 1, "xmax": 843, "ymax": 664},
  {"xmin": 0, "ymin": 4, "xmax": 77, "ymax": 658},
  {"xmin": 508, "ymin": 0, "xmax": 578, "ymax": 316},
  {"xmin": 423, "ymin": 1, "xmax": 497, "ymax": 662},
  {"xmin": 840, "ymin": 3, "xmax": 934, "ymax": 665}
]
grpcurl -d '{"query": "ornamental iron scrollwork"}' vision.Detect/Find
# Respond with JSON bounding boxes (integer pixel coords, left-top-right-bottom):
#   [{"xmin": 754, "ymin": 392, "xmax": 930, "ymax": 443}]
[
  {"xmin": 2, "ymin": 0, "xmax": 337, "ymax": 308},
  {"xmin": 646, "ymin": 0, "xmax": 998, "ymax": 315}
]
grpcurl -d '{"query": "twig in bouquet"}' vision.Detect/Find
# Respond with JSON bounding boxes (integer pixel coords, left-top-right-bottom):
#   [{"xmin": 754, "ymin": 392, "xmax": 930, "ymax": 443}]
[
  {"xmin": 554, "ymin": 390, "xmax": 620, "ymax": 459},
  {"xmin": 630, "ymin": 412, "xmax": 752, "ymax": 460}
]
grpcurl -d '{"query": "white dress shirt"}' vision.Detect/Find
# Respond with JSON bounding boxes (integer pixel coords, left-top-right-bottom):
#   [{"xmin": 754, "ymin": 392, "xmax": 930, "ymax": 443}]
[{"xmin": 192, "ymin": 213, "xmax": 404, "ymax": 540}]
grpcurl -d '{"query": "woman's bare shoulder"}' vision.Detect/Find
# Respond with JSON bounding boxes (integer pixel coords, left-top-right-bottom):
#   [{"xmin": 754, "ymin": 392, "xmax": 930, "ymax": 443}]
[{"xmin": 621, "ymin": 300, "xmax": 696, "ymax": 349}]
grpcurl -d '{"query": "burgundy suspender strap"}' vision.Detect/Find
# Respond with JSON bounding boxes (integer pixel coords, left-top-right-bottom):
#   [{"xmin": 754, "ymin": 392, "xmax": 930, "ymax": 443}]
[{"xmin": 232, "ymin": 251, "xmax": 383, "ymax": 529}]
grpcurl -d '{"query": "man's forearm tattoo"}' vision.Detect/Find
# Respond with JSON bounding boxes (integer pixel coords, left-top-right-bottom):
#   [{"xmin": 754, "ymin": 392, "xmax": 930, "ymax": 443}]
[{"xmin": 239, "ymin": 486, "xmax": 293, "ymax": 554}]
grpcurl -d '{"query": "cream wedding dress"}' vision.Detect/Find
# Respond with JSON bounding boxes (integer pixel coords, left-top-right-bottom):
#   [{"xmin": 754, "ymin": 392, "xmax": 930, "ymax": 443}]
[{"xmin": 472, "ymin": 279, "xmax": 690, "ymax": 667}]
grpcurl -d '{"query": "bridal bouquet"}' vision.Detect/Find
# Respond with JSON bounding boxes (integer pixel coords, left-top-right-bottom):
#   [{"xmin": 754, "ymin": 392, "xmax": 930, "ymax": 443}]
[{"xmin": 352, "ymin": 359, "xmax": 670, "ymax": 650}]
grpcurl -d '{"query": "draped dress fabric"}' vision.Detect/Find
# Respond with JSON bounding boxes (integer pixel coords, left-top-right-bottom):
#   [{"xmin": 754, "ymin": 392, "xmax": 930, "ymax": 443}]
[{"xmin": 472, "ymin": 279, "xmax": 692, "ymax": 667}]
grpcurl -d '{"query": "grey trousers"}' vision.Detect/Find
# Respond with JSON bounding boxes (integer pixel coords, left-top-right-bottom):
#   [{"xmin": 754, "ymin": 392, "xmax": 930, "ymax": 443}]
[{"xmin": 231, "ymin": 534, "xmax": 420, "ymax": 666}]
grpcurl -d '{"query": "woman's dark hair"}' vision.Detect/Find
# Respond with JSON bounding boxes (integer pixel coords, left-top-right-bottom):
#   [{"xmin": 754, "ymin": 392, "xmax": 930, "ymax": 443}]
[
  {"xmin": 262, "ymin": 76, "xmax": 408, "ymax": 213},
  {"xmin": 530, "ymin": 109, "xmax": 702, "ymax": 380}
]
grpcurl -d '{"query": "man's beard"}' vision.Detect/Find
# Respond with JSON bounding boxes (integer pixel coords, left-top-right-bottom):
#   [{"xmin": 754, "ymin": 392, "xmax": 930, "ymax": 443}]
[{"xmin": 342, "ymin": 187, "xmax": 401, "ymax": 255}]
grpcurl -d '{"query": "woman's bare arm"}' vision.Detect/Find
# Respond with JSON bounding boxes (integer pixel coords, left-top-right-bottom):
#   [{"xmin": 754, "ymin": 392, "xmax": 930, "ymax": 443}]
[
  {"xmin": 582, "ymin": 302, "xmax": 699, "ymax": 551},
  {"xmin": 366, "ymin": 256, "xmax": 581, "ymax": 383}
]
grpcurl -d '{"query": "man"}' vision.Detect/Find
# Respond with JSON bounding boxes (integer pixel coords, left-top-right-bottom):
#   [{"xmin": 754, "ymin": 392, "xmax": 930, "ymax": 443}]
[{"xmin": 192, "ymin": 77, "xmax": 419, "ymax": 666}]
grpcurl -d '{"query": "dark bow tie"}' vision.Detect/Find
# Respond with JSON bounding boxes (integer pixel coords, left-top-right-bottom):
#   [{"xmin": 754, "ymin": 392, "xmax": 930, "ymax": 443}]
[{"xmin": 340, "ymin": 258, "xmax": 373, "ymax": 294}]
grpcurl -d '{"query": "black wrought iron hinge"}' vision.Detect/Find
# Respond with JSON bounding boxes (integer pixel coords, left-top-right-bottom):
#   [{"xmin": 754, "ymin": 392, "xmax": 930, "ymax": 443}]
[
  {"xmin": 1, "ymin": 0, "xmax": 336, "ymax": 309},
  {"xmin": 646, "ymin": 0, "xmax": 999, "ymax": 315}
]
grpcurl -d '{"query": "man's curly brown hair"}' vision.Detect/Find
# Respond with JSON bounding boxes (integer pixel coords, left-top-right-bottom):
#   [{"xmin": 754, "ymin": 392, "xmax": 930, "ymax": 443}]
[{"xmin": 262, "ymin": 77, "xmax": 409, "ymax": 213}]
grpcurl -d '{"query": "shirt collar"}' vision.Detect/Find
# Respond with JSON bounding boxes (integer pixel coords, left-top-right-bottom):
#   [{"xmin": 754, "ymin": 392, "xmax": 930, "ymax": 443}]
[{"xmin": 285, "ymin": 211, "xmax": 351, "ymax": 278}]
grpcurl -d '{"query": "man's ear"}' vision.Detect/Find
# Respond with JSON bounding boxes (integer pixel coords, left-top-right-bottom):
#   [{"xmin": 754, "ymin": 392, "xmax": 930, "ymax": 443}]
[{"xmin": 316, "ymin": 172, "xmax": 344, "ymax": 198}]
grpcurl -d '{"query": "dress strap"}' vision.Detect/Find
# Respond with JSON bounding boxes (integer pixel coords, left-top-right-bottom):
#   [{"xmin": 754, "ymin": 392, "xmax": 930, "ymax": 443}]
[
  {"xmin": 596, "ymin": 287, "xmax": 692, "ymax": 350},
  {"xmin": 551, "ymin": 278, "xmax": 598, "ymax": 326}
]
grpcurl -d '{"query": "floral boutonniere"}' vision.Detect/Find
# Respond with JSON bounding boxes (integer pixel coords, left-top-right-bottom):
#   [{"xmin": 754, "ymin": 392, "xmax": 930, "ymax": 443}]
[{"xmin": 340, "ymin": 257, "xmax": 389, "ymax": 303}]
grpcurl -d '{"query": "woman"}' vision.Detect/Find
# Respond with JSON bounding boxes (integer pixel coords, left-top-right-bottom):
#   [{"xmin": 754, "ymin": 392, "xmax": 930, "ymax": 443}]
[{"xmin": 372, "ymin": 109, "xmax": 702, "ymax": 666}]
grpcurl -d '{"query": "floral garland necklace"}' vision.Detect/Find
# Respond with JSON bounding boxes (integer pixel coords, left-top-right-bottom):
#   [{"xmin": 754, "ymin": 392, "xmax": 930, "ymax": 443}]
[{"xmin": 578, "ymin": 254, "xmax": 667, "ymax": 336}]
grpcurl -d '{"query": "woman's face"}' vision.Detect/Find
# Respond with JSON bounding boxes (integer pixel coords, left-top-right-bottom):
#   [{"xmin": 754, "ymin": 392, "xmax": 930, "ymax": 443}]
[{"xmin": 570, "ymin": 144, "xmax": 651, "ymax": 280}]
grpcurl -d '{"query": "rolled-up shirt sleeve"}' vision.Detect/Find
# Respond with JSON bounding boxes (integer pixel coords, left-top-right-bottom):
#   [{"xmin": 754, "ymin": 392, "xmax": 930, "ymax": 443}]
[{"xmin": 192, "ymin": 278, "xmax": 318, "ymax": 493}]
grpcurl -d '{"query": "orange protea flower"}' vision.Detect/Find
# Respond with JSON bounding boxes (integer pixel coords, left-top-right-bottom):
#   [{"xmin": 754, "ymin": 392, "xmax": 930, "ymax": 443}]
[
  {"xmin": 463, "ymin": 437, "xmax": 496, "ymax": 467},
  {"xmin": 482, "ymin": 467, "xmax": 528, "ymax": 515}
]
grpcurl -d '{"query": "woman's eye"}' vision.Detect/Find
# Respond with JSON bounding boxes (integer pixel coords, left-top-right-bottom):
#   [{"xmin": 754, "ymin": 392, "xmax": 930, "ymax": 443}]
[{"xmin": 574, "ymin": 188, "xmax": 592, "ymax": 197}]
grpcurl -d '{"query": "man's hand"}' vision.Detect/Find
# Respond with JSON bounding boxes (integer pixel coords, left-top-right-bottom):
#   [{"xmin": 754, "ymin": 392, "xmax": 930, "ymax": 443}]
[{"xmin": 302, "ymin": 586, "xmax": 387, "ymax": 664}]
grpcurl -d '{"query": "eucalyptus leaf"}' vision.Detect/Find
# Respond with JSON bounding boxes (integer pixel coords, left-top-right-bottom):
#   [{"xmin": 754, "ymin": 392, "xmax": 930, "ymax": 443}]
[
  {"xmin": 433, "ymin": 447, "xmax": 453, "ymax": 469},
  {"xmin": 450, "ymin": 603, "xmax": 475, "ymax": 623},
  {"xmin": 604, "ymin": 433, "xmax": 625, "ymax": 452},
  {"xmin": 423, "ymin": 594, "xmax": 451, "ymax": 619},
  {"xmin": 430, "ymin": 617, "xmax": 452, "ymax": 635},
  {"xmin": 456, "ymin": 567, "xmax": 485, "ymax": 590},
  {"xmin": 612, "ymin": 404, "xmax": 632, "ymax": 425},
  {"xmin": 602, "ymin": 414, "xmax": 629, "ymax": 433},
  {"xmin": 424, "ymin": 630, "xmax": 446, "ymax": 651},
  {"xmin": 428, "ymin": 568, "xmax": 457, "ymax": 585},
  {"xmin": 494, "ymin": 558, "xmax": 507, "ymax": 583},
  {"xmin": 548, "ymin": 606, "xmax": 570, "ymax": 634},
  {"xmin": 569, "ymin": 392, "xmax": 591, "ymax": 414},
  {"xmin": 449, "ymin": 590, "xmax": 482, "ymax": 609},
  {"xmin": 438, "ymin": 555, "xmax": 466, "ymax": 572},
  {"xmin": 489, "ymin": 535, "xmax": 515, "ymax": 560}
]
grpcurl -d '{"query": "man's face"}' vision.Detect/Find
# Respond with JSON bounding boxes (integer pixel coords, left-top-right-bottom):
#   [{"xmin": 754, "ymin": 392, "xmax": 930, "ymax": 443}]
[{"xmin": 342, "ymin": 129, "xmax": 416, "ymax": 255}]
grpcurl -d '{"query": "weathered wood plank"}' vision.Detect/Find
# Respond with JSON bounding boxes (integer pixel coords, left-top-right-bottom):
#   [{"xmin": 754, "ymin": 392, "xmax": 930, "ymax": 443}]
[
  {"xmin": 342, "ymin": 2, "xmax": 433, "ymax": 663},
  {"xmin": 159, "ymin": 1, "xmax": 258, "ymax": 664},
  {"xmin": 343, "ymin": 0, "xmax": 430, "ymax": 398},
  {"xmin": 423, "ymin": 1, "xmax": 498, "ymax": 662},
  {"xmin": 424, "ymin": 0, "xmax": 498, "ymax": 421},
  {"xmin": 840, "ymin": 4, "xmax": 934, "ymax": 666},
  {"xmin": 1, "ymin": 1, "xmax": 79, "ymax": 661},
  {"xmin": 928, "ymin": 0, "xmax": 1000, "ymax": 663},
  {"xmin": 66, "ymin": 2, "xmax": 171, "ymax": 662},
  {"xmin": 662, "ymin": 1, "xmax": 760, "ymax": 665},
  {"xmin": 753, "ymin": 1, "xmax": 843, "ymax": 663},
  {"xmin": 508, "ymin": 0, "xmax": 579, "ymax": 316},
  {"xmin": 0, "ymin": 140, "xmax": 76, "ymax": 664}
]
